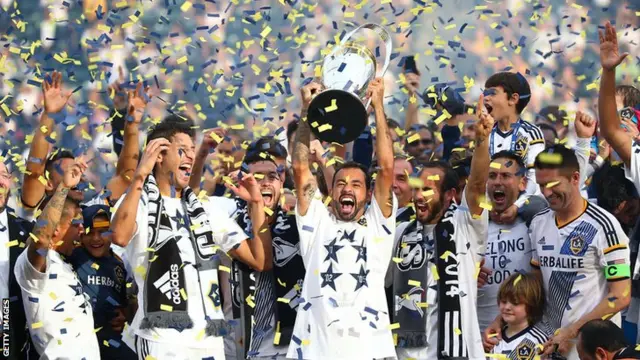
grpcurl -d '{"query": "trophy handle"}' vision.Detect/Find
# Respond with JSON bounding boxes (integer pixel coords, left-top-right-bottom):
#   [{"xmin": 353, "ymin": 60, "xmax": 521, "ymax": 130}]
[{"xmin": 340, "ymin": 23, "xmax": 393, "ymax": 77}]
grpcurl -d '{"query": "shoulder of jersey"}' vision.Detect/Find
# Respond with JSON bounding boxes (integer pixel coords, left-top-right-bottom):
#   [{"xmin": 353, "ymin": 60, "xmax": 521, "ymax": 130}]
[
  {"xmin": 531, "ymin": 207, "xmax": 553, "ymax": 223},
  {"xmin": 529, "ymin": 322, "xmax": 553, "ymax": 344},
  {"xmin": 520, "ymin": 120, "xmax": 545, "ymax": 144},
  {"xmin": 584, "ymin": 202, "xmax": 622, "ymax": 247}
]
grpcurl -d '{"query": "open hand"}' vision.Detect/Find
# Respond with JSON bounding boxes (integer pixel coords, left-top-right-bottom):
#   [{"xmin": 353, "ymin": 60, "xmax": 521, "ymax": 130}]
[
  {"xmin": 109, "ymin": 66, "xmax": 128, "ymax": 110},
  {"xmin": 127, "ymin": 82, "xmax": 151, "ymax": 124},
  {"xmin": 599, "ymin": 21, "xmax": 629, "ymax": 71},
  {"xmin": 199, "ymin": 128, "xmax": 227, "ymax": 157},
  {"xmin": 475, "ymin": 94, "xmax": 495, "ymax": 143},
  {"xmin": 42, "ymin": 71, "xmax": 73, "ymax": 114},
  {"xmin": 225, "ymin": 171, "xmax": 262, "ymax": 204},
  {"xmin": 135, "ymin": 138, "xmax": 171, "ymax": 180},
  {"xmin": 542, "ymin": 326, "xmax": 577, "ymax": 357},
  {"xmin": 62, "ymin": 159, "xmax": 88, "ymax": 189},
  {"xmin": 574, "ymin": 111, "xmax": 596, "ymax": 139}
]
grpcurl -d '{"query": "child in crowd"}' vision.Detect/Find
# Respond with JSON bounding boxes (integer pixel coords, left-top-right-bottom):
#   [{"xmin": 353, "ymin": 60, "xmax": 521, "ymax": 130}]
[
  {"xmin": 491, "ymin": 273, "xmax": 552, "ymax": 360},
  {"xmin": 69, "ymin": 204, "xmax": 137, "ymax": 359}
]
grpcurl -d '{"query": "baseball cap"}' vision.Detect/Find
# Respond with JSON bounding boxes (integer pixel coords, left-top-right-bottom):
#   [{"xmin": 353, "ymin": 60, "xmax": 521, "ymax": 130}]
[{"xmin": 82, "ymin": 204, "xmax": 111, "ymax": 231}]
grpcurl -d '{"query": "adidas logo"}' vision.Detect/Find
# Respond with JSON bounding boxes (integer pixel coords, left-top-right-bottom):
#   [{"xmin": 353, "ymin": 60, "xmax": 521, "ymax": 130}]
[
  {"xmin": 537, "ymin": 236, "xmax": 546, "ymax": 245},
  {"xmin": 153, "ymin": 264, "xmax": 182, "ymax": 305}
]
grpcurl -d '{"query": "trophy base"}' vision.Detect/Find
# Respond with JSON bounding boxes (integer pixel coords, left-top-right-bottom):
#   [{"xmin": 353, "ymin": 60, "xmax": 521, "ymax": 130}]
[{"xmin": 307, "ymin": 89, "xmax": 368, "ymax": 144}]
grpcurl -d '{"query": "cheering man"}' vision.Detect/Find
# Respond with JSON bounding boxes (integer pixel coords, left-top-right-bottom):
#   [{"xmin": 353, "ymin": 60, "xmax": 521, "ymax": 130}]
[
  {"xmin": 110, "ymin": 117, "xmax": 272, "ymax": 359},
  {"xmin": 388, "ymin": 95, "xmax": 493, "ymax": 360},
  {"xmin": 15, "ymin": 159, "xmax": 100, "ymax": 359},
  {"xmin": 287, "ymin": 78, "xmax": 396, "ymax": 359},
  {"xmin": 485, "ymin": 145, "xmax": 631, "ymax": 360}
]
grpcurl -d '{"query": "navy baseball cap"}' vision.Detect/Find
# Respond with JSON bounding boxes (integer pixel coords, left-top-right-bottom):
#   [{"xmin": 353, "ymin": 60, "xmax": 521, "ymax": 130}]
[{"xmin": 82, "ymin": 204, "xmax": 111, "ymax": 231}]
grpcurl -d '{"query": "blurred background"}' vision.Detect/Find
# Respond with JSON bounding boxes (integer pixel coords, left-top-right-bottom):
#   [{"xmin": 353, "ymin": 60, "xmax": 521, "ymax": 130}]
[{"xmin": 0, "ymin": 0, "xmax": 638, "ymax": 198}]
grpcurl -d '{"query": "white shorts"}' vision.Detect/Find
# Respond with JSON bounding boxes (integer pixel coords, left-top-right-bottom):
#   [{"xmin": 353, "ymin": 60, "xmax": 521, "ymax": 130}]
[{"xmin": 134, "ymin": 336, "xmax": 226, "ymax": 360}]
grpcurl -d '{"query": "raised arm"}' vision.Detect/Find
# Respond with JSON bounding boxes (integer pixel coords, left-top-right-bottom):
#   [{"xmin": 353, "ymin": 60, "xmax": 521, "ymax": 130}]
[
  {"xmin": 22, "ymin": 71, "xmax": 72, "ymax": 208},
  {"xmin": 226, "ymin": 173, "xmax": 273, "ymax": 271},
  {"xmin": 466, "ymin": 94, "xmax": 494, "ymax": 216},
  {"xmin": 369, "ymin": 78, "xmax": 394, "ymax": 217},
  {"xmin": 106, "ymin": 82, "xmax": 149, "ymax": 203},
  {"xmin": 27, "ymin": 159, "xmax": 87, "ymax": 272},
  {"xmin": 574, "ymin": 111, "xmax": 597, "ymax": 189},
  {"xmin": 404, "ymin": 72, "xmax": 421, "ymax": 131},
  {"xmin": 111, "ymin": 138, "xmax": 170, "ymax": 247},
  {"xmin": 293, "ymin": 82, "xmax": 322, "ymax": 216},
  {"xmin": 598, "ymin": 21, "xmax": 631, "ymax": 167},
  {"xmin": 189, "ymin": 128, "xmax": 226, "ymax": 193}
]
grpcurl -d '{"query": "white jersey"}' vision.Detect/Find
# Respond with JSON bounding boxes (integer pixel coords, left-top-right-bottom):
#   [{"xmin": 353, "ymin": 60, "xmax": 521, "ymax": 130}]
[
  {"xmin": 478, "ymin": 218, "xmax": 532, "ymax": 332},
  {"xmin": 114, "ymin": 195, "xmax": 248, "ymax": 352},
  {"xmin": 489, "ymin": 119, "xmax": 545, "ymax": 196},
  {"xmin": 287, "ymin": 190, "xmax": 397, "ymax": 360},
  {"xmin": 14, "ymin": 250, "xmax": 100, "ymax": 359},
  {"xmin": 491, "ymin": 323, "xmax": 552, "ymax": 360},
  {"xmin": 390, "ymin": 192, "xmax": 488, "ymax": 360},
  {"xmin": 530, "ymin": 202, "xmax": 630, "ymax": 359}
]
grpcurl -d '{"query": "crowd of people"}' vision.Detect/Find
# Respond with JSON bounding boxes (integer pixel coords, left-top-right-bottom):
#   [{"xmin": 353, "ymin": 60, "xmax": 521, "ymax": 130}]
[{"xmin": 1, "ymin": 2, "xmax": 640, "ymax": 360}]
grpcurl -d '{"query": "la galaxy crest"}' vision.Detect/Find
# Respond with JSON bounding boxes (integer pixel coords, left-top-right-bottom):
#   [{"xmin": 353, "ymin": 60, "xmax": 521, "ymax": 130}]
[
  {"xmin": 569, "ymin": 234, "xmax": 586, "ymax": 255},
  {"xmin": 514, "ymin": 134, "xmax": 529, "ymax": 160},
  {"xmin": 516, "ymin": 342, "xmax": 534, "ymax": 360}
]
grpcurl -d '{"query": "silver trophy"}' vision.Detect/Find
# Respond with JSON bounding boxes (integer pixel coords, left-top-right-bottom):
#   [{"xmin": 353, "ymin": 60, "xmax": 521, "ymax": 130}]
[{"xmin": 307, "ymin": 23, "xmax": 392, "ymax": 144}]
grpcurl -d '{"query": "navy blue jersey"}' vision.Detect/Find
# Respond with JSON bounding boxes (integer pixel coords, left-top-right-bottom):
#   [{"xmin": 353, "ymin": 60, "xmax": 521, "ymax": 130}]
[{"xmin": 69, "ymin": 247, "xmax": 136, "ymax": 359}]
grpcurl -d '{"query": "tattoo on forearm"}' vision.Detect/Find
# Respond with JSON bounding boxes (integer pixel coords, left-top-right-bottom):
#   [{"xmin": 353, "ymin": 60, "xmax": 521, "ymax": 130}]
[
  {"xmin": 303, "ymin": 182, "xmax": 317, "ymax": 200},
  {"xmin": 293, "ymin": 119, "xmax": 311, "ymax": 165},
  {"xmin": 32, "ymin": 186, "xmax": 69, "ymax": 247}
]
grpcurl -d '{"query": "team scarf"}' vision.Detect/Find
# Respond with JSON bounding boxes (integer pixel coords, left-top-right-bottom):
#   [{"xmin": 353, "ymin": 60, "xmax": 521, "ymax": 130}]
[
  {"xmin": 393, "ymin": 203, "xmax": 467, "ymax": 359},
  {"xmin": 140, "ymin": 174, "xmax": 231, "ymax": 336},
  {"xmin": 231, "ymin": 198, "xmax": 304, "ymax": 354}
]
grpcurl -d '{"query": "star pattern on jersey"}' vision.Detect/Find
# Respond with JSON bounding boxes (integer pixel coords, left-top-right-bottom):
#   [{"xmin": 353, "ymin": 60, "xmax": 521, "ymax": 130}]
[
  {"xmin": 320, "ymin": 263, "xmax": 342, "ymax": 291},
  {"xmin": 324, "ymin": 239, "xmax": 344, "ymax": 263},
  {"xmin": 350, "ymin": 265, "xmax": 369, "ymax": 291},
  {"xmin": 352, "ymin": 240, "xmax": 367, "ymax": 262},
  {"xmin": 208, "ymin": 283, "xmax": 221, "ymax": 308},
  {"xmin": 340, "ymin": 229, "xmax": 357, "ymax": 242},
  {"xmin": 172, "ymin": 209, "xmax": 191, "ymax": 235}
]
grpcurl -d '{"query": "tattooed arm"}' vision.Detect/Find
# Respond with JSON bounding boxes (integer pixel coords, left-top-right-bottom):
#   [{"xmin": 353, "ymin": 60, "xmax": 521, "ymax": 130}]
[
  {"xmin": 294, "ymin": 82, "xmax": 322, "ymax": 216},
  {"xmin": 27, "ymin": 160, "xmax": 87, "ymax": 272},
  {"xmin": 466, "ymin": 95, "xmax": 494, "ymax": 216},
  {"xmin": 369, "ymin": 79, "xmax": 394, "ymax": 218}
]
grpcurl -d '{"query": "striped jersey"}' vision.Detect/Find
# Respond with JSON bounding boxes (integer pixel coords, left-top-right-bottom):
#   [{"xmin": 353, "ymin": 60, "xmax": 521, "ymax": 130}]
[
  {"xmin": 489, "ymin": 119, "xmax": 545, "ymax": 166},
  {"xmin": 530, "ymin": 201, "xmax": 630, "ymax": 332},
  {"xmin": 489, "ymin": 119, "xmax": 545, "ymax": 196},
  {"xmin": 492, "ymin": 323, "xmax": 552, "ymax": 360}
]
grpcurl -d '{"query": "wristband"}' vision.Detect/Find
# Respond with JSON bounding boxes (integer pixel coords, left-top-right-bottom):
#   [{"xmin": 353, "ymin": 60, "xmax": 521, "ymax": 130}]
[{"xmin": 605, "ymin": 263, "xmax": 630, "ymax": 280}]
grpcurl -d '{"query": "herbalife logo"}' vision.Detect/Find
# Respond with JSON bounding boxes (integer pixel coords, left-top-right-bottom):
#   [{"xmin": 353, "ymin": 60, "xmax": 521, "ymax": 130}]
[{"xmin": 153, "ymin": 264, "xmax": 182, "ymax": 305}]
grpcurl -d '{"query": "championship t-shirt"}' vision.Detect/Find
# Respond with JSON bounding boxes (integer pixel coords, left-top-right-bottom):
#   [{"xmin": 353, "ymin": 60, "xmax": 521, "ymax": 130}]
[
  {"xmin": 530, "ymin": 202, "xmax": 630, "ymax": 359},
  {"xmin": 477, "ymin": 219, "xmax": 532, "ymax": 332},
  {"xmin": 14, "ymin": 250, "xmax": 100, "ymax": 359},
  {"xmin": 287, "ymin": 190, "xmax": 397, "ymax": 360},
  {"xmin": 389, "ymin": 191, "xmax": 488, "ymax": 360},
  {"xmin": 113, "ymin": 195, "xmax": 248, "ymax": 351}
]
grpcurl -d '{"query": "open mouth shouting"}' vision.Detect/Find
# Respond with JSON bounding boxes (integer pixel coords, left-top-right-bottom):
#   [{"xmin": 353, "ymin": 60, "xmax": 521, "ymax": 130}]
[
  {"xmin": 177, "ymin": 163, "xmax": 193, "ymax": 183},
  {"xmin": 484, "ymin": 103, "xmax": 494, "ymax": 115},
  {"xmin": 339, "ymin": 194, "xmax": 356, "ymax": 216},
  {"xmin": 261, "ymin": 188, "xmax": 275, "ymax": 207},
  {"xmin": 415, "ymin": 200, "xmax": 429, "ymax": 214},
  {"xmin": 492, "ymin": 189, "xmax": 506, "ymax": 206}
]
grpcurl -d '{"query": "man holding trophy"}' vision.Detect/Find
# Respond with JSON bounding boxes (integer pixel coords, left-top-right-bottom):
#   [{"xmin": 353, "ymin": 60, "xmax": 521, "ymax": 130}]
[{"xmin": 287, "ymin": 24, "xmax": 398, "ymax": 360}]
